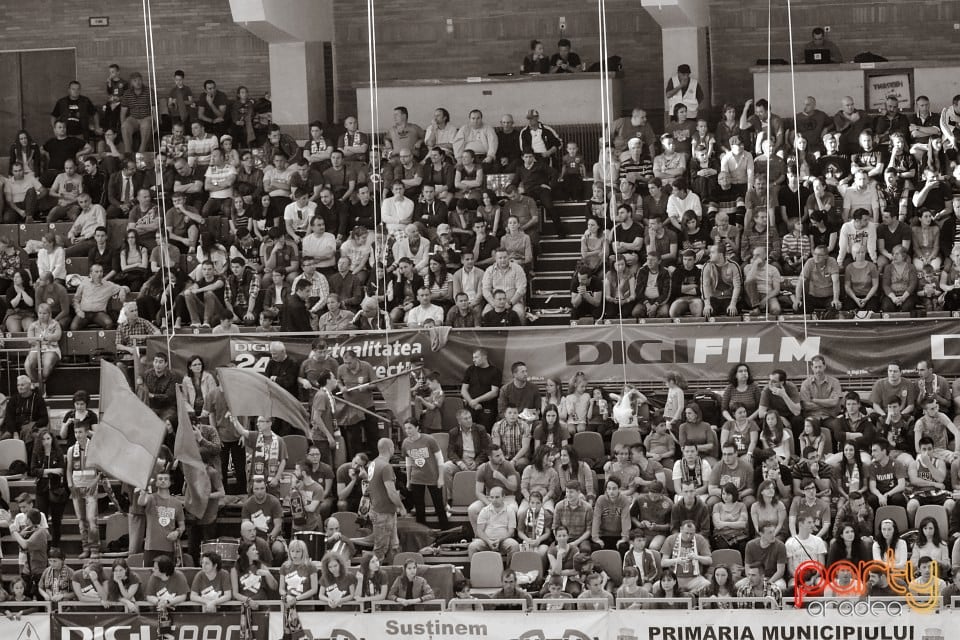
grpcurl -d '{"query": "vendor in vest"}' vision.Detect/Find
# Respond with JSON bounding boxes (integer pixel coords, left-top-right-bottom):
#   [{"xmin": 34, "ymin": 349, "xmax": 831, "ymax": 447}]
[
  {"xmin": 66, "ymin": 420, "xmax": 101, "ymax": 558},
  {"xmin": 229, "ymin": 414, "xmax": 289, "ymax": 497},
  {"xmin": 665, "ymin": 64, "xmax": 705, "ymax": 122}
]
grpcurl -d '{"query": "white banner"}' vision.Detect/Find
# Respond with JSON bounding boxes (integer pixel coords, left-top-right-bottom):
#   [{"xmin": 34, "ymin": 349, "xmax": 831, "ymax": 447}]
[
  {"xmin": 269, "ymin": 610, "xmax": 607, "ymax": 640},
  {"xmin": 0, "ymin": 614, "xmax": 49, "ymax": 640},
  {"xmin": 611, "ymin": 607, "xmax": 944, "ymax": 640},
  {"xmin": 867, "ymin": 73, "xmax": 911, "ymax": 111}
]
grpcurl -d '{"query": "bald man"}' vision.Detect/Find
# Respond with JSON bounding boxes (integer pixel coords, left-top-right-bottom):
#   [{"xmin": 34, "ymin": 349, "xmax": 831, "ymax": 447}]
[{"xmin": 368, "ymin": 438, "xmax": 405, "ymax": 563}]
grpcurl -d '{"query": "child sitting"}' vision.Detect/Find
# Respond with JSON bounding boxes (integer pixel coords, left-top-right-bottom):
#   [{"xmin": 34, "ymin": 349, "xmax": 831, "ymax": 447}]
[{"xmin": 577, "ymin": 571, "xmax": 615, "ymax": 610}]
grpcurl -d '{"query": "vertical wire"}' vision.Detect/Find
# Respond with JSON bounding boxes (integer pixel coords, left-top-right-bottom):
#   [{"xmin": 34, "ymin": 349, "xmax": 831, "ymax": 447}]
[
  {"xmin": 785, "ymin": 0, "xmax": 811, "ymax": 375},
  {"xmin": 142, "ymin": 0, "xmax": 173, "ymax": 359},
  {"xmin": 764, "ymin": 0, "xmax": 772, "ymax": 323}
]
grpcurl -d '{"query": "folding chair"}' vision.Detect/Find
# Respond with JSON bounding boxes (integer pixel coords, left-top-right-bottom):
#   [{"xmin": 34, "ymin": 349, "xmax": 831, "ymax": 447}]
[
  {"xmin": 283, "ymin": 434, "xmax": 310, "ymax": 467},
  {"xmin": 874, "ymin": 505, "xmax": 909, "ymax": 537},
  {"xmin": 332, "ymin": 511, "xmax": 370, "ymax": 539},
  {"xmin": 394, "ymin": 552, "xmax": 424, "ymax": 566},
  {"xmin": 432, "ymin": 432, "xmax": 449, "ymax": 460},
  {"xmin": 610, "ymin": 430, "xmax": 642, "ymax": 452},
  {"xmin": 591, "ymin": 549, "xmax": 623, "ymax": 588},
  {"xmin": 450, "ymin": 470, "xmax": 477, "ymax": 515},
  {"xmin": 0, "ymin": 440, "xmax": 27, "ymax": 478},
  {"xmin": 914, "ymin": 504, "xmax": 949, "ymax": 538},
  {"xmin": 573, "ymin": 431, "xmax": 605, "ymax": 469}
]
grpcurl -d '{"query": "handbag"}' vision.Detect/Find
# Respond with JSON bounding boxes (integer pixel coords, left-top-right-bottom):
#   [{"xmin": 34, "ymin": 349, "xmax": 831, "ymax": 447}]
[{"xmin": 42, "ymin": 455, "xmax": 69, "ymax": 503}]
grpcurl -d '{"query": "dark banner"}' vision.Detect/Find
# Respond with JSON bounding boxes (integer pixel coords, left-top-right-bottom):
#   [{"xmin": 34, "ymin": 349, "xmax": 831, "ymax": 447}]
[
  {"xmin": 53, "ymin": 610, "xmax": 270, "ymax": 640},
  {"xmin": 146, "ymin": 319, "xmax": 960, "ymax": 386}
]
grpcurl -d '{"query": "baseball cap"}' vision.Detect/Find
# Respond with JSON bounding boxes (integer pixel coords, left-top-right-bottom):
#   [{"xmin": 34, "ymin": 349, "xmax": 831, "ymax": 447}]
[
  {"xmin": 15, "ymin": 492, "xmax": 33, "ymax": 504},
  {"xmin": 728, "ymin": 135, "xmax": 742, "ymax": 146},
  {"xmin": 681, "ymin": 249, "xmax": 697, "ymax": 258},
  {"xmin": 677, "ymin": 64, "xmax": 692, "ymax": 74},
  {"xmin": 660, "ymin": 132, "xmax": 674, "ymax": 141},
  {"xmin": 220, "ymin": 134, "xmax": 233, "ymax": 144},
  {"xmin": 436, "ymin": 223, "xmax": 452, "ymax": 236},
  {"xmin": 525, "ymin": 109, "xmax": 540, "ymax": 119}
]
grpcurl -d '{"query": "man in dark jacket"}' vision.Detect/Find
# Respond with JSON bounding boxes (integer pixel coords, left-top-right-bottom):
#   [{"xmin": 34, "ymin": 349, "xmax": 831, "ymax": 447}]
[
  {"xmin": 2, "ymin": 375, "xmax": 49, "ymax": 458},
  {"xmin": 442, "ymin": 408, "xmax": 492, "ymax": 500},
  {"xmin": 511, "ymin": 147, "xmax": 563, "ymax": 237},
  {"xmin": 281, "ymin": 278, "xmax": 313, "ymax": 332}
]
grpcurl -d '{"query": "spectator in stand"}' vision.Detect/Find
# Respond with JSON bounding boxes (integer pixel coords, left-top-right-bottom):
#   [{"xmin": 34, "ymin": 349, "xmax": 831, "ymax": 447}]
[
  {"xmin": 446, "ymin": 291, "xmax": 481, "ymax": 328},
  {"xmin": 469, "ymin": 485, "xmax": 521, "ymax": 558},
  {"xmin": 37, "ymin": 548, "xmax": 73, "ymax": 603},
  {"xmin": 120, "ymin": 73, "xmax": 154, "ymax": 153},
  {"xmin": 660, "ymin": 520, "xmax": 712, "ymax": 594},
  {"xmin": 632, "ymin": 252, "xmax": 671, "ymax": 319},
  {"xmin": 481, "ymin": 247, "xmax": 526, "ymax": 318},
  {"xmin": 65, "ymin": 192, "xmax": 106, "ymax": 258},
  {"xmin": 872, "ymin": 517, "xmax": 908, "ymax": 569},
  {"xmin": 591, "ymin": 476, "xmax": 632, "ymax": 551},
  {"xmin": 880, "ymin": 244, "xmax": 918, "ymax": 313},
  {"xmin": 702, "ymin": 242, "xmax": 742, "ymax": 318},
  {"xmin": 138, "ymin": 470, "xmax": 185, "ymax": 567},
  {"xmin": 570, "ymin": 265, "xmax": 603, "ymax": 322},
  {"xmin": 70, "ymin": 263, "xmax": 129, "ymax": 331},
  {"xmin": 482, "ymin": 288, "xmax": 522, "ymax": 327},
  {"xmin": 3, "ymin": 161, "xmax": 43, "ymax": 223},
  {"xmin": 795, "ymin": 245, "xmax": 842, "ymax": 313}
]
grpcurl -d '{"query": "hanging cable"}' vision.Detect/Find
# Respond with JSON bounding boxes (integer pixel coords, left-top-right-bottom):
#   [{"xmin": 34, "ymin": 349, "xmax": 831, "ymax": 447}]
[
  {"xmin": 763, "ymin": 0, "xmax": 772, "ymax": 323},
  {"xmin": 142, "ymin": 0, "xmax": 174, "ymax": 360},
  {"xmin": 785, "ymin": 0, "xmax": 812, "ymax": 376}
]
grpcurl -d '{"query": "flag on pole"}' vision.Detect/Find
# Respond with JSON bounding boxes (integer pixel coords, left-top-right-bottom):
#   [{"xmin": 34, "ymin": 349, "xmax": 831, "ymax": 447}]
[
  {"xmin": 87, "ymin": 360, "xmax": 166, "ymax": 489},
  {"xmin": 216, "ymin": 367, "xmax": 310, "ymax": 437},
  {"xmin": 375, "ymin": 371, "xmax": 412, "ymax": 426},
  {"xmin": 175, "ymin": 385, "xmax": 211, "ymax": 519}
]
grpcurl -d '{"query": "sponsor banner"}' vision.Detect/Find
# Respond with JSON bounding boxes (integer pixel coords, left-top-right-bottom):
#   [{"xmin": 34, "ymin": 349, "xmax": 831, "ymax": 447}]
[
  {"xmin": 867, "ymin": 73, "xmax": 911, "ymax": 111},
  {"xmin": 270, "ymin": 610, "xmax": 607, "ymax": 640},
  {"xmin": 54, "ymin": 611, "xmax": 269, "ymax": 640},
  {"xmin": 0, "ymin": 614, "xmax": 48, "ymax": 640},
  {"xmin": 148, "ymin": 320, "xmax": 960, "ymax": 386},
  {"xmin": 613, "ymin": 607, "xmax": 940, "ymax": 640}
]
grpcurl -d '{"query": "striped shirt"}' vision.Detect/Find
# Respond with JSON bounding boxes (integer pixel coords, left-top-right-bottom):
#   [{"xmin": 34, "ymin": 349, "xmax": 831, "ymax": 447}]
[
  {"xmin": 120, "ymin": 86, "xmax": 152, "ymax": 119},
  {"xmin": 781, "ymin": 231, "xmax": 811, "ymax": 260}
]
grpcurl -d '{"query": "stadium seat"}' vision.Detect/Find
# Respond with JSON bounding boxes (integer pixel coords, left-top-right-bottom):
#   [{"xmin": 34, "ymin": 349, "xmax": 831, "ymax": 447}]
[
  {"xmin": 283, "ymin": 434, "xmax": 309, "ymax": 467},
  {"xmin": 0, "ymin": 475, "xmax": 10, "ymax": 506},
  {"xmin": 591, "ymin": 549, "xmax": 623, "ymax": 588},
  {"xmin": 107, "ymin": 219, "xmax": 128, "ymax": 248},
  {"xmin": 914, "ymin": 504, "xmax": 948, "ymax": 537},
  {"xmin": 610, "ymin": 429, "xmax": 642, "ymax": 452},
  {"xmin": 18, "ymin": 223, "xmax": 46, "ymax": 246},
  {"xmin": 0, "ymin": 440, "xmax": 27, "ymax": 477},
  {"xmin": 393, "ymin": 551, "xmax": 424, "ymax": 566},
  {"xmin": 0, "ymin": 224, "xmax": 19, "ymax": 246},
  {"xmin": 509, "ymin": 550, "xmax": 545, "ymax": 580},
  {"xmin": 50, "ymin": 222, "xmax": 72, "ymax": 243},
  {"xmin": 432, "ymin": 432, "xmax": 449, "ymax": 459},
  {"xmin": 97, "ymin": 330, "xmax": 118, "ymax": 354},
  {"xmin": 332, "ymin": 511, "xmax": 369, "ymax": 539},
  {"xmin": 874, "ymin": 505, "xmax": 909, "ymax": 537},
  {"xmin": 102, "ymin": 512, "xmax": 129, "ymax": 558},
  {"xmin": 450, "ymin": 470, "xmax": 477, "ymax": 514},
  {"xmin": 128, "ymin": 553, "xmax": 145, "ymax": 568},
  {"xmin": 440, "ymin": 397, "xmax": 463, "ymax": 430},
  {"xmin": 65, "ymin": 257, "xmax": 89, "ymax": 275},
  {"xmin": 63, "ymin": 330, "xmax": 100, "ymax": 357},
  {"xmin": 573, "ymin": 431, "xmax": 605, "ymax": 468},
  {"xmin": 469, "ymin": 550, "xmax": 505, "ymax": 596},
  {"xmin": 711, "ymin": 548, "xmax": 743, "ymax": 570}
]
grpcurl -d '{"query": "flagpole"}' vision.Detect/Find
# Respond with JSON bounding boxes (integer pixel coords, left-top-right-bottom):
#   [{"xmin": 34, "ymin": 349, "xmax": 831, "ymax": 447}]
[
  {"xmin": 334, "ymin": 394, "xmax": 395, "ymax": 425},
  {"xmin": 340, "ymin": 365, "xmax": 423, "ymax": 393}
]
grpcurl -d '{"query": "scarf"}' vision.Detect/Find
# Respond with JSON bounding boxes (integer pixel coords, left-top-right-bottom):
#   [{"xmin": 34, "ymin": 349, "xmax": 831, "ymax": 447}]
[
  {"xmin": 252, "ymin": 432, "xmax": 280, "ymax": 478},
  {"xmin": 680, "ymin": 457, "xmax": 703, "ymax": 488},
  {"xmin": 343, "ymin": 131, "xmax": 362, "ymax": 149},
  {"xmin": 671, "ymin": 534, "xmax": 699, "ymax": 577},
  {"xmin": 525, "ymin": 506, "xmax": 546, "ymax": 539}
]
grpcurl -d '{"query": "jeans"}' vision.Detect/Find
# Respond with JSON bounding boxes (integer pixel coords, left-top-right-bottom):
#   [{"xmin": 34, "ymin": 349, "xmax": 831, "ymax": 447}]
[
  {"xmin": 370, "ymin": 509, "xmax": 399, "ymax": 564},
  {"xmin": 72, "ymin": 491, "xmax": 100, "ymax": 552},
  {"xmin": 121, "ymin": 115, "xmax": 155, "ymax": 152},
  {"xmin": 343, "ymin": 414, "xmax": 380, "ymax": 460},
  {"xmin": 220, "ymin": 440, "xmax": 247, "ymax": 495},
  {"xmin": 36, "ymin": 491, "xmax": 66, "ymax": 546}
]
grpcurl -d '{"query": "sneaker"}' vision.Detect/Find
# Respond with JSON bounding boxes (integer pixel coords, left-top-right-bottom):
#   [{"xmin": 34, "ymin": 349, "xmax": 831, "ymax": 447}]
[
  {"xmin": 90, "ymin": 550, "xmax": 101, "ymax": 558},
  {"xmin": 78, "ymin": 550, "xmax": 91, "ymax": 559},
  {"xmin": 200, "ymin": 323, "xmax": 211, "ymax": 328},
  {"xmin": 190, "ymin": 322, "xmax": 201, "ymax": 328}
]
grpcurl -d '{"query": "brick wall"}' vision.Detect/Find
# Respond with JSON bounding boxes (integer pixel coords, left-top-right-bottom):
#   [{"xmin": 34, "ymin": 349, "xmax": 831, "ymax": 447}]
[
  {"xmin": 709, "ymin": 0, "xmax": 960, "ymax": 113},
  {"xmin": 332, "ymin": 0, "xmax": 663, "ymax": 125},
  {"xmin": 0, "ymin": 0, "xmax": 269, "ymax": 107}
]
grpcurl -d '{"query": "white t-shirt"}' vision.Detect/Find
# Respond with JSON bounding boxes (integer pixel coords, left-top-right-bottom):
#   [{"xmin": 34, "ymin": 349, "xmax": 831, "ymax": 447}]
[{"xmin": 283, "ymin": 201, "xmax": 317, "ymax": 236}]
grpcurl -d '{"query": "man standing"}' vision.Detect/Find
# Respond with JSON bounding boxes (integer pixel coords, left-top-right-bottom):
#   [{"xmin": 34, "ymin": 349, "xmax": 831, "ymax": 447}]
[
  {"xmin": 461, "ymin": 348, "xmax": 501, "ymax": 429},
  {"xmin": 611, "ymin": 108, "xmax": 657, "ymax": 157},
  {"xmin": 66, "ymin": 421, "xmax": 100, "ymax": 558},
  {"xmin": 491, "ymin": 405, "xmax": 532, "ymax": 471},
  {"xmin": 337, "ymin": 349, "xmax": 379, "ymax": 458},
  {"xmin": 369, "ymin": 438, "xmax": 405, "ymax": 563},
  {"xmin": 519, "ymin": 110, "xmax": 562, "ymax": 169},
  {"xmin": 496, "ymin": 114, "xmax": 522, "ymax": 172},
  {"xmin": 401, "ymin": 419, "xmax": 448, "ymax": 528},
  {"xmin": 794, "ymin": 97, "xmax": 831, "ymax": 153},
  {"xmin": 50, "ymin": 81, "xmax": 99, "ymax": 140},
  {"xmin": 120, "ymin": 73, "xmax": 154, "ymax": 153},
  {"xmin": 281, "ymin": 279, "xmax": 313, "ymax": 333},
  {"xmin": 664, "ymin": 64, "xmax": 704, "ymax": 121},
  {"xmin": 239, "ymin": 476, "xmax": 286, "ymax": 560},
  {"xmin": 384, "ymin": 106, "xmax": 425, "ymax": 162},
  {"xmin": 309, "ymin": 371, "xmax": 339, "ymax": 467},
  {"xmin": 138, "ymin": 470, "xmax": 185, "ymax": 567}
]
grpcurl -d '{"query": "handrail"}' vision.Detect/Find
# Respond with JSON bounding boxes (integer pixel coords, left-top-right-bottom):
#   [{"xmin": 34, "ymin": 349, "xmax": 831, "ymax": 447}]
[
  {"xmin": 701, "ymin": 596, "xmax": 779, "ymax": 609},
  {"xmin": 615, "ymin": 596, "xmax": 694, "ymax": 609},
  {"xmin": 532, "ymin": 597, "xmax": 612, "ymax": 611},
  {"xmin": 371, "ymin": 599, "xmax": 445, "ymax": 611}
]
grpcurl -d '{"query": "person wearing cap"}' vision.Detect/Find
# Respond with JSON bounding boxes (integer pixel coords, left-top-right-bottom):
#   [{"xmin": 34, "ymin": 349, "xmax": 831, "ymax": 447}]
[
  {"xmin": 196, "ymin": 79, "xmax": 228, "ymax": 138},
  {"xmin": 430, "ymin": 222, "xmax": 461, "ymax": 269},
  {"xmin": 519, "ymin": 109, "xmax": 563, "ymax": 167},
  {"xmin": 550, "ymin": 38, "xmax": 582, "ymax": 74},
  {"xmin": 653, "ymin": 133, "xmax": 686, "ymax": 186},
  {"xmin": 202, "ymin": 147, "xmax": 236, "ymax": 216},
  {"xmin": 219, "ymin": 134, "xmax": 240, "ymax": 168},
  {"xmin": 665, "ymin": 64, "xmax": 704, "ymax": 121},
  {"xmin": 119, "ymin": 72, "xmax": 153, "ymax": 153}
]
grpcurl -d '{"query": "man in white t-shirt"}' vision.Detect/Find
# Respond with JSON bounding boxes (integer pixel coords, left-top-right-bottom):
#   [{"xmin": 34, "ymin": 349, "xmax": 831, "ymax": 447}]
[
  {"xmin": 405, "ymin": 287, "xmax": 445, "ymax": 327},
  {"xmin": 283, "ymin": 188, "xmax": 317, "ymax": 243},
  {"xmin": 785, "ymin": 513, "xmax": 826, "ymax": 590}
]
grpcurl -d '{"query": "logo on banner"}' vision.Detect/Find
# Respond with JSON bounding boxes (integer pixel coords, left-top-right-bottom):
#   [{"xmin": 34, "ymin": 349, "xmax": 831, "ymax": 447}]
[
  {"xmin": 16, "ymin": 622, "xmax": 40, "ymax": 640},
  {"xmin": 794, "ymin": 551, "xmax": 939, "ymax": 614},
  {"xmin": 564, "ymin": 336, "xmax": 819, "ymax": 366}
]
